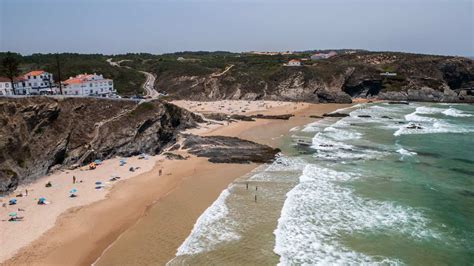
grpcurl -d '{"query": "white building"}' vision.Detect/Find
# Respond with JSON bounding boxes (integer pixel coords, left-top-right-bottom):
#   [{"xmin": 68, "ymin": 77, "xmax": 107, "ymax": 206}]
[
  {"xmin": 62, "ymin": 73, "xmax": 115, "ymax": 96},
  {"xmin": 286, "ymin": 59, "xmax": 302, "ymax": 66},
  {"xmin": 14, "ymin": 70, "xmax": 55, "ymax": 95},
  {"xmin": 0, "ymin": 77, "xmax": 14, "ymax": 96}
]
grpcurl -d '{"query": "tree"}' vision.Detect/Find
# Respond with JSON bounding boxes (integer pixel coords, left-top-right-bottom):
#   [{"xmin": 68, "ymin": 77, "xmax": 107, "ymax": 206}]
[{"xmin": 1, "ymin": 52, "xmax": 20, "ymax": 95}]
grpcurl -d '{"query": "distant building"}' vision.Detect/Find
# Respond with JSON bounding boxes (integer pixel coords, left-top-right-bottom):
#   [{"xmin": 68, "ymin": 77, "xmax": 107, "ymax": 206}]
[
  {"xmin": 287, "ymin": 59, "xmax": 302, "ymax": 66},
  {"xmin": 14, "ymin": 70, "xmax": 55, "ymax": 95},
  {"xmin": 0, "ymin": 77, "xmax": 14, "ymax": 96},
  {"xmin": 177, "ymin": 57, "xmax": 186, "ymax": 61},
  {"xmin": 62, "ymin": 73, "xmax": 115, "ymax": 96},
  {"xmin": 310, "ymin": 51, "xmax": 337, "ymax": 60}
]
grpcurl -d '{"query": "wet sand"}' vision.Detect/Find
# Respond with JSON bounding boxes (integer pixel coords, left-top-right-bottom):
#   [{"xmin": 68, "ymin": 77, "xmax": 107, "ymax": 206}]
[{"xmin": 2, "ymin": 101, "xmax": 351, "ymax": 265}]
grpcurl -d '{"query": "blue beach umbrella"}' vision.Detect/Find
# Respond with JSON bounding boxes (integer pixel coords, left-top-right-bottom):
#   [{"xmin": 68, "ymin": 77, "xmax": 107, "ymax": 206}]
[
  {"xmin": 9, "ymin": 198, "xmax": 17, "ymax": 205},
  {"xmin": 95, "ymin": 181, "xmax": 102, "ymax": 185},
  {"xmin": 39, "ymin": 197, "xmax": 46, "ymax": 201},
  {"xmin": 69, "ymin": 188, "xmax": 78, "ymax": 194}
]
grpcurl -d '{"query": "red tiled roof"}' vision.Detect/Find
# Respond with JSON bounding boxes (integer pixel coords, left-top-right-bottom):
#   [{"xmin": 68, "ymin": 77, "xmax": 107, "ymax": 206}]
[
  {"xmin": 63, "ymin": 78, "xmax": 83, "ymax": 85},
  {"xmin": 0, "ymin": 77, "xmax": 10, "ymax": 82},
  {"xmin": 24, "ymin": 70, "xmax": 45, "ymax": 77}
]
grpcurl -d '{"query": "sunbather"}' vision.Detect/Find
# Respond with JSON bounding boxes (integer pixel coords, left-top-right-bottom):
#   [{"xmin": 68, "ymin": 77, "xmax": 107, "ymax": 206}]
[{"xmin": 8, "ymin": 216, "xmax": 24, "ymax": 222}]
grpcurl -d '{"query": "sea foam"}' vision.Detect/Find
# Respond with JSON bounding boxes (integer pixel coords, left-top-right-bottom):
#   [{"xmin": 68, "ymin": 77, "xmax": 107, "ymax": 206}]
[
  {"xmin": 442, "ymin": 107, "xmax": 472, "ymax": 117},
  {"xmin": 175, "ymin": 188, "xmax": 239, "ymax": 256},
  {"xmin": 273, "ymin": 164, "xmax": 439, "ymax": 265}
]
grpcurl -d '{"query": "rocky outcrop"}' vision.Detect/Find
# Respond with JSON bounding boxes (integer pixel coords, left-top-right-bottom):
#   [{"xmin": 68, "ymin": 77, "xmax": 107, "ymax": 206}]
[
  {"xmin": 182, "ymin": 134, "xmax": 280, "ymax": 164},
  {"xmin": 0, "ymin": 97, "xmax": 201, "ymax": 193}
]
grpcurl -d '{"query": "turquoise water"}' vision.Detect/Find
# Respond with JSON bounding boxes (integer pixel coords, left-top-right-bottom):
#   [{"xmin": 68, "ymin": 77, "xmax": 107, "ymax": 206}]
[{"xmin": 170, "ymin": 103, "xmax": 474, "ymax": 265}]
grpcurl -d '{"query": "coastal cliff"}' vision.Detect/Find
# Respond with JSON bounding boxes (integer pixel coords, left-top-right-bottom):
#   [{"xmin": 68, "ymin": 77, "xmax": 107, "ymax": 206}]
[
  {"xmin": 0, "ymin": 97, "xmax": 201, "ymax": 193},
  {"xmin": 149, "ymin": 52, "xmax": 474, "ymax": 103}
]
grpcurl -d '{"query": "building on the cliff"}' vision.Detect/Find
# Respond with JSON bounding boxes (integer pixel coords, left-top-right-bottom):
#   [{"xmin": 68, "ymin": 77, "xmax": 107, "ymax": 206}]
[
  {"xmin": 311, "ymin": 51, "xmax": 337, "ymax": 60},
  {"xmin": 0, "ymin": 77, "xmax": 14, "ymax": 96},
  {"xmin": 62, "ymin": 73, "xmax": 115, "ymax": 96},
  {"xmin": 13, "ymin": 70, "xmax": 56, "ymax": 95},
  {"xmin": 286, "ymin": 59, "xmax": 302, "ymax": 66}
]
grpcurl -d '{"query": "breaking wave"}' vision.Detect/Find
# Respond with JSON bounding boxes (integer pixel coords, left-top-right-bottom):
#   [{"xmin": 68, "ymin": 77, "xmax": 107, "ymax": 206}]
[
  {"xmin": 175, "ymin": 188, "xmax": 239, "ymax": 256},
  {"xmin": 274, "ymin": 165, "xmax": 438, "ymax": 265}
]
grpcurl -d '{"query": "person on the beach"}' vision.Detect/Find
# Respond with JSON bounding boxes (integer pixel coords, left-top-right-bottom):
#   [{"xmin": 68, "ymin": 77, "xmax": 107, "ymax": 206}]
[
  {"xmin": 73, "ymin": 176, "xmax": 76, "ymax": 184},
  {"xmin": 159, "ymin": 169, "xmax": 162, "ymax": 176},
  {"xmin": 255, "ymin": 195, "xmax": 257, "ymax": 203},
  {"xmin": 256, "ymin": 186, "xmax": 258, "ymax": 191},
  {"xmin": 25, "ymin": 189, "xmax": 28, "ymax": 196},
  {"xmin": 246, "ymin": 183, "xmax": 248, "ymax": 190}
]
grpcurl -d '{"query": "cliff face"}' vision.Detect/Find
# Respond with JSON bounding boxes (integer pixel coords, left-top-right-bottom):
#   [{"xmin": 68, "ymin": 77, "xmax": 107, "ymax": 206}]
[
  {"xmin": 156, "ymin": 53, "xmax": 474, "ymax": 103},
  {"xmin": 0, "ymin": 97, "xmax": 201, "ymax": 193}
]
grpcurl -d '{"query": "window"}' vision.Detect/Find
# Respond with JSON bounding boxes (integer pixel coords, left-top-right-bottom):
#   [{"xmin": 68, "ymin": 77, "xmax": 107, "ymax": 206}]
[{"xmin": 5, "ymin": 83, "xmax": 9, "ymax": 88}]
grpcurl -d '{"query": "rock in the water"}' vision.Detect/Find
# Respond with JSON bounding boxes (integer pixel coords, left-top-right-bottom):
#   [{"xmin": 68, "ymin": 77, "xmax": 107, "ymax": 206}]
[
  {"xmin": 406, "ymin": 124, "xmax": 423, "ymax": 129},
  {"xmin": 323, "ymin": 112, "xmax": 350, "ymax": 117},
  {"xmin": 388, "ymin": 101, "xmax": 410, "ymax": 105}
]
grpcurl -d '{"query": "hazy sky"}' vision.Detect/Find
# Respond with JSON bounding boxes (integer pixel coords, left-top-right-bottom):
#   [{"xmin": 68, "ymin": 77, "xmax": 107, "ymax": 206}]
[{"xmin": 1, "ymin": 0, "xmax": 473, "ymax": 56}]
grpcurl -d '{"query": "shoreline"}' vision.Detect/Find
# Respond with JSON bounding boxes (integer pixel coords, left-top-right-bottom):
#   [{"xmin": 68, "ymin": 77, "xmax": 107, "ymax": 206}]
[{"xmin": 2, "ymin": 101, "xmax": 351, "ymax": 265}]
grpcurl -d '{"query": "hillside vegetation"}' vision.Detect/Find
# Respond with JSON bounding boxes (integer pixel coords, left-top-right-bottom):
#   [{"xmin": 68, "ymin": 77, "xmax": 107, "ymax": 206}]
[{"xmin": 110, "ymin": 51, "xmax": 474, "ymax": 103}]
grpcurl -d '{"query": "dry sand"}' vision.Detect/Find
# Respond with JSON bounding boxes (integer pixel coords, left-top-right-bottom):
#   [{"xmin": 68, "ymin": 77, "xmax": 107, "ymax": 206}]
[
  {"xmin": 0, "ymin": 156, "xmax": 158, "ymax": 263},
  {"xmin": 1, "ymin": 100, "xmax": 351, "ymax": 265}
]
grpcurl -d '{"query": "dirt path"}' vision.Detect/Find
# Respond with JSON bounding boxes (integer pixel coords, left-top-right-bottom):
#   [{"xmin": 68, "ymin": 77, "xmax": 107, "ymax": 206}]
[{"xmin": 211, "ymin": 64, "xmax": 234, "ymax": 77}]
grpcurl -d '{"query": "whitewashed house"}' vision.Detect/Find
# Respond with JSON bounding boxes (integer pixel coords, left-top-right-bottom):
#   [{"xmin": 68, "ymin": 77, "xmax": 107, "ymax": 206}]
[
  {"xmin": 287, "ymin": 59, "xmax": 302, "ymax": 66},
  {"xmin": 14, "ymin": 70, "xmax": 55, "ymax": 95},
  {"xmin": 62, "ymin": 73, "xmax": 115, "ymax": 96},
  {"xmin": 0, "ymin": 77, "xmax": 14, "ymax": 96}
]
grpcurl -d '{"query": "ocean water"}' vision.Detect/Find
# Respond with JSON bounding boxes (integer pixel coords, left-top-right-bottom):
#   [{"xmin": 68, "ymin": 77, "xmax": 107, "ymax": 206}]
[{"xmin": 169, "ymin": 103, "xmax": 474, "ymax": 265}]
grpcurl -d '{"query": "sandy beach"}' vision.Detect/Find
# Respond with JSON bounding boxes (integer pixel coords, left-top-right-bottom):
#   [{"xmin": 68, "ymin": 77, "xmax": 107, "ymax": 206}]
[{"xmin": 1, "ymin": 100, "xmax": 351, "ymax": 265}]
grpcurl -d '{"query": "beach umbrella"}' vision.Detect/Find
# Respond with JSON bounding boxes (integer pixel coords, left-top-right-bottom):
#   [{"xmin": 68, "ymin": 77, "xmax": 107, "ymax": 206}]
[
  {"xmin": 9, "ymin": 212, "xmax": 17, "ymax": 217},
  {"xmin": 94, "ymin": 159, "xmax": 102, "ymax": 164},
  {"xmin": 39, "ymin": 197, "xmax": 46, "ymax": 201},
  {"xmin": 9, "ymin": 198, "xmax": 17, "ymax": 204},
  {"xmin": 69, "ymin": 188, "xmax": 78, "ymax": 194}
]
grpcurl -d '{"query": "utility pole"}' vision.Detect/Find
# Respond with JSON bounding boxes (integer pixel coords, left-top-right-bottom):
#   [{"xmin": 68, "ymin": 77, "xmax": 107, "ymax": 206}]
[{"xmin": 55, "ymin": 54, "xmax": 63, "ymax": 95}]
